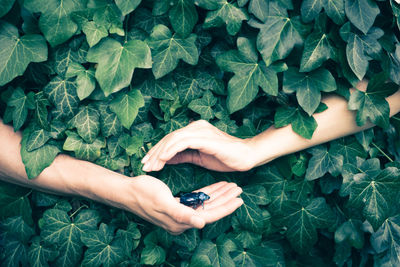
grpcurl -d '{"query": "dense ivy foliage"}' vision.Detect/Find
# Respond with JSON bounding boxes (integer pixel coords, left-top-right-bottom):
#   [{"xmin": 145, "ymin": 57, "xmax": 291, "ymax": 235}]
[{"xmin": 1, "ymin": 0, "xmax": 400, "ymax": 266}]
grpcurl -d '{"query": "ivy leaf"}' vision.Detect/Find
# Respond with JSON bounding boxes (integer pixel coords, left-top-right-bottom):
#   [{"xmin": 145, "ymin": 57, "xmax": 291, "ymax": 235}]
[
  {"xmin": 0, "ymin": 182, "xmax": 32, "ymax": 223},
  {"xmin": 236, "ymin": 185, "xmax": 270, "ymax": 233},
  {"xmin": 197, "ymin": 0, "xmax": 248, "ymax": 35},
  {"xmin": 250, "ymin": 12, "xmax": 309, "ymax": 65},
  {"xmin": 329, "ymin": 137, "xmax": 367, "ymax": 164},
  {"xmin": 97, "ymin": 102, "xmax": 123, "ymax": 138},
  {"xmin": 118, "ymin": 133, "xmax": 144, "ymax": 156},
  {"xmin": 24, "ymin": 0, "xmax": 85, "ymax": 46},
  {"xmin": 6, "ymin": 88, "xmax": 35, "ymax": 131},
  {"xmin": 191, "ymin": 235, "xmax": 236, "ymax": 267},
  {"xmin": 28, "ymin": 236, "xmax": 59, "ymax": 267},
  {"xmin": 175, "ymin": 69, "xmax": 204, "ymax": 104},
  {"xmin": 371, "ymin": 214, "xmax": 400, "ymax": 266},
  {"xmin": 66, "ymin": 62, "xmax": 96, "ymax": 100},
  {"xmin": 34, "ymin": 91, "xmax": 51, "ymax": 130},
  {"xmin": 63, "ymin": 131, "xmax": 105, "ymax": 161},
  {"xmin": 140, "ymin": 245, "xmax": 166, "ymax": 265},
  {"xmin": 283, "ymin": 67, "xmax": 336, "ymax": 116},
  {"xmin": 87, "ymin": 38, "xmax": 152, "ymax": 96},
  {"xmin": 40, "ymin": 209, "xmax": 100, "ymax": 267},
  {"xmin": 305, "ymin": 145, "xmax": 344, "ymax": 181},
  {"xmin": 69, "ymin": 105, "xmax": 100, "ymax": 143},
  {"xmin": 274, "ymin": 198, "xmax": 336, "ymax": 254},
  {"xmin": 348, "ymin": 77, "xmax": 396, "ymax": 128},
  {"xmin": 345, "ymin": 0, "xmax": 379, "ymax": 35},
  {"xmin": 248, "ymin": 0, "xmax": 269, "ymax": 22},
  {"xmin": 159, "ymin": 165, "xmax": 195, "ymax": 195},
  {"xmin": 21, "ymin": 127, "xmax": 60, "ymax": 179},
  {"xmin": 137, "ymin": 74, "xmax": 177, "ymax": 100},
  {"xmin": 115, "ymin": 0, "xmax": 141, "ymax": 16},
  {"xmin": 0, "ymin": 21, "xmax": 48, "ymax": 86},
  {"xmin": 81, "ymin": 223, "xmax": 125, "ymax": 267},
  {"xmin": 300, "ymin": 0, "xmax": 323, "ymax": 23},
  {"xmin": 44, "ymin": 76, "xmax": 79, "ymax": 118},
  {"xmin": 109, "ymin": 89, "xmax": 145, "ymax": 129},
  {"xmin": 231, "ymin": 245, "xmax": 283, "ymax": 267},
  {"xmin": 274, "ymin": 106, "xmax": 318, "ymax": 139},
  {"xmin": 188, "ymin": 90, "xmax": 217, "ymax": 120},
  {"xmin": 169, "ymin": 0, "xmax": 198, "ymax": 37},
  {"xmin": 216, "ymin": 37, "xmax": 278, "ymax": 113},
  {"xmin": 323, "ymin": 0, "xmax": 345, "ymax": 25},
  {"xmin": 0, "ymin": 236, "xmax": 28, "ymax": 267},
  {"xmin": 82, "ymin": 21, "xmax": 108, "ymax": 47},
  {"xmin": 300, "ymin": 30, "xmax": 334, "ymax": 72},
  {"xmin": 26, "ymin": 127, "xmax": 52, "ymax": 152},
  {"xmin": 0, "ymin": 216, "xmax": 34, "ymax": 243},
  {"xmin": 147, "ymin": 24, "xmax": 199, "ymax": 79},
  {"xmin": 115, "ymin": 222, "xmax": 141, "ymax": 257},
  {"xmin": 334, "ymin": 219, "xmax": 364, "ymax": 249},
  {"xmin": 349, "ymin": 166, "xmax": 400, "ymax": 230},
  {"xmin": 0, "ymin": 0, "xmax": 15, "ymax": 17},
  {"xmin": 346, "ymin": 33, "xmax": 369, "ymax": 81}
]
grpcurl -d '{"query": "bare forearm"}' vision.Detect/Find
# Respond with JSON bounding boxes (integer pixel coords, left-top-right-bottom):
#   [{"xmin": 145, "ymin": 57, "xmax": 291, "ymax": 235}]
[
  {"xmin": 250, "ymin": 85, "xmax": 400, "ymax": 167},
  {"xmin": 0, "ymin": 120, "xmax": 133, "ymax": 211}
]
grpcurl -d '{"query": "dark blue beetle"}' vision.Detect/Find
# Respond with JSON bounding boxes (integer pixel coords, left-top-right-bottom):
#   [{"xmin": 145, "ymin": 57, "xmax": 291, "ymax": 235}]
[{"xmin": 180, "ymin": 192, "xmax": 210, "ymax": 209}]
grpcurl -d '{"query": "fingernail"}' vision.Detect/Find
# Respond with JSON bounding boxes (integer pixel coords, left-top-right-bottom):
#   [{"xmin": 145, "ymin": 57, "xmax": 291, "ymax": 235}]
[
  {"xmin": 190, "ymin": 216, "xmax": 205, "ymax": 228},
  {"xmin": 142, "ymin": 163, "xmax": 150, "ymax": 172}
]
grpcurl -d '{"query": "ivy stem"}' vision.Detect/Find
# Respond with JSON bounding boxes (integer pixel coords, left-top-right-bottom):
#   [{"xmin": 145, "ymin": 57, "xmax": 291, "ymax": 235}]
[
  {"xmin": 124, "ymin": 14, "xmax": 130, "ymax": 43},
  {"xmin": 164, "ymin": 261, "xmax": 175, "ymax": 267},
  {"xmin": 69, "ymin": 204, "xmax": 89, "ymax": 218},
  {"xmin": 371, "ymin": 142, "xmax": 394, "ymax": 162}
]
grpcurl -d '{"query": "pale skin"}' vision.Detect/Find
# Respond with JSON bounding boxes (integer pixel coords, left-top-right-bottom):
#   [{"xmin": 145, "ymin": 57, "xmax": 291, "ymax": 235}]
[
  {"xmin": 142, "ymin": 80, "xmax": 400, "ymax": 173},
  {"xmin": 0, "ymin": 120, "xmax": 244, "ymax": 235}
]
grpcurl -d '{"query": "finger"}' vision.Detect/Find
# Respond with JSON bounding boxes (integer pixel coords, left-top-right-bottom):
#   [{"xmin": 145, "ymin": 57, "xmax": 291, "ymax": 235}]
[
  {"xmin": 162, "ymin": 199, "xmax": 206, "ymax": 229},
  {"xmin": 193, "ymin": 181, "xmax": 229, "ymax": 195},
  {"xmin": 202, "ymin": 182, "xmax": 238, "ymax": 202},
  {"xmin": 204, "ymin": 186, "xmax": 243, "ymax": 210},
  {"xmin": 198, "ymin": 198, "xmax": 244, "ymax": 224}
]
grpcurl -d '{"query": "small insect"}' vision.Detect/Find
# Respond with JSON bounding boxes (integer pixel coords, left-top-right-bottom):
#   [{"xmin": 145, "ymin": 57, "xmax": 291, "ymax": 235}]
[{"xmin": 180, "ymin": 192, "xmax": 210, "ymax": 209}]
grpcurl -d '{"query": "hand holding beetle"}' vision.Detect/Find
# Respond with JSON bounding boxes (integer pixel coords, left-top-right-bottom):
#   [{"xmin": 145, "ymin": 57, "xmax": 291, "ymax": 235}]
[
  {"xmin": 142, "ymin": 120, "xmax": 256, "ymax": 172},
  {"xmin": 129, "ymin": 176, "xmax": 243, "ymax": 235}
]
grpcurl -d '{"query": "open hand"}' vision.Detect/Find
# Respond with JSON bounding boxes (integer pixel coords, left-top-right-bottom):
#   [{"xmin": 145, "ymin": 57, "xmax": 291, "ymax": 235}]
[
  {"xmin": 127, "ymin": 175, "xmax": 243, "ymax": 235},
  {"xmin": 141, "ymin": 120, "xmax": 255, "ymax": 172}
]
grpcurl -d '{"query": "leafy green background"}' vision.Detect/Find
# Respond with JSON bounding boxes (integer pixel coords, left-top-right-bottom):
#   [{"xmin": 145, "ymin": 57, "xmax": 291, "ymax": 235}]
[{"xmin": 1, "ymin": 0, "xmax": 400, "ymax": 266}]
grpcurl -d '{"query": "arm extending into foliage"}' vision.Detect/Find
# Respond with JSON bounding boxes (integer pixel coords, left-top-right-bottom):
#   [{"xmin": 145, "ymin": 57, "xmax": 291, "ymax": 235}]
[
  {"xmin": 142, "ymin": 81, "xmax": 400, "ymax": 172},
  {"xmin": 0, "ymin": 120, "xmax": 243, "ymax": 234}
]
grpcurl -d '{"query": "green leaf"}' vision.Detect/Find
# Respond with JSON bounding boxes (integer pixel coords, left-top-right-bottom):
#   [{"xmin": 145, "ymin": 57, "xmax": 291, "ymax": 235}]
[
  {"xmin": 40, "ymin": 208, "xmax": 100, "ymax": 267},
  {"xmin": 248, "ymin": 0, "xmax": 269, "ymax": 22},
  {"xmin": 236, "ymin": 185, "xmax": 270, "ymax": 233},
  {"xmin": 275, "ymin": 198, "xmax": 336, "ymax": 253},
  {"xmin": 345, "ymin": 0, "xmax": 379, "ymax": 35},
  {"xmin": 175, "ymin": 69, "xmax": 204, "ymax": 104},
  {"xmin": 21, "ymin": 127, "xmax": 60, "ymax": 179},
  {"xmin": 371, "ymin": 214, "xmax": 400, "ymax": 266},
  {"xmin": 24, "ymin": 0, "xmax": 85, "ymax": 46},
  {"xmin": 63, "ymin": 131, "xmax": 105, "ymax": 161},
  {"xmin": 44, "ymin": 76, "xmax": 79, "ymax": 118},
  {"xmin": 305, "ymin": 145, "xmax": 344, "ymax": 181},
  {"xmin": 300, "ymin": 0, "xmax": 323, "ymax": 23},
  {"xmin": 34, "ymin": 92, "xmax": 50, "ymax": 130},
  {"xmin": 231, "ymin": 245, "xmax": 283, "ymax": 267},
  {"xmin": 69, "ymin": 105, "xmax": 100, "ymax": 143},
  {"xmin": 159, "ymin": 165, "xmax": 195, "ymax": 195},
  {"xmin": 0, "ymin": 236, "xmax": 28, "ymax": 267},
  {"xmin": 26, "ymin": 128, "xmax": 52, "ymax": 152},
  {"xmin": 323, "ymin": 0, "xmax": 345, "ymax": 25},
  {"xmin": 97, "ymin": 102, "xmax": 123, "ymax": 138},
  {"xmin": 87, "ymin": 38, "xmax": 152, "ymax": 96},
  {"xmin": 0, "ymin": 0, "xmax": 15, "ymax": 17},
  {"xmin": 329, "ymin": 137, "xmax": 367, "ymax": 164},
  {"xmin": 109, "ymin": 89, "xmax": 145, "ymax": 129},
  {"xmin": 0, "ymin": 21, "xmax": 47, "ymax": 86},
  {"xmin": 274, "ymin": 106, "xmax": 318, "ymax": 139},
  {"xmin": 115, "ymin": 0, "xmax": 141, "ymax": 16},
  {"xmin": 191, "ymin": 235, "xmax": 236, "ymax": 267},
  {"xmin": 0, "ymin": 182, "xmax": 32, "ymax": 223},
  {"xmin": 216, "ymin": 37, "xmax": 278, "ymax": 113},
  {"xmin": 169, "ymin": 0, "xmax": 198, "ymax": 37},
  {"xmin": 0, "ymin": 216, "xmax": 34, "ymax": 243},
  {"xmin": 82, "ymin": 21, "xmax": 108, "ymax": 47},
  {"xmin": 140, "ymin": 245, "xmax": 166, "ymax": 265},
  {"xmin": 6, "ymin": 88, "xmax": 35, "ymax": 131},
  {"xmin": 147, "ymin": 24, "xmax": 199, "ymax": 79},
  {"xmin": 66, "ymin": 62, "xmax": 96, "ymax": 100},
  {"xmin": 28, "ymin": 236, "xmax": 59, "ymax": 267},
  {"xmin": 188, "ymin": 90, "xmax": 217, "ymax": 120},
  {"xmin": 200, "ymin": 1, "xmax": 248, "ymax": 36},
  {"xmin": 136, "ymin": 74, "xmax": 177, "ymax": 100},
  {"xmin": 300, "ymin": 31, "xmax": 333, "ymax": 72},
  {"xmin": 346, "ymin": 34, "xmax": 369, "ymax": 81},
  {"xmin": 81, "ymin": 223, "xmax": 124, "ymax": 267},
  {"xmin": 115, "ymin": 222, "xmax": 141, "ymax": 257},
  {"xmin": 118, "ymin": 133, "xmax": 144, "ymax": 156},
  {"xmin": 283, "ymin": 67, "xmax": 336, "ymax": 116},
  {"xmin": 349, "ymin": 166, "xmax": 400, "ymax": 230},
  {"xmin": 250, "ymin": 14, "xmax": 309, "ymax": 65},
  {"xmin": 334, "ymin": 219, "xmax": 364, "ymax": 249}
]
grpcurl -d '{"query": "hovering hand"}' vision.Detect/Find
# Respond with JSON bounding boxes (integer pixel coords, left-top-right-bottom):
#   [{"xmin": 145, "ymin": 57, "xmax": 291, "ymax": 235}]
[
  {"xmin": 141, "ymin": 120, "xmax": 255, "ymax": 172},
  {"xmin": 128, "ymin": 175, "xmax": 243, "ymax": 235}
]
